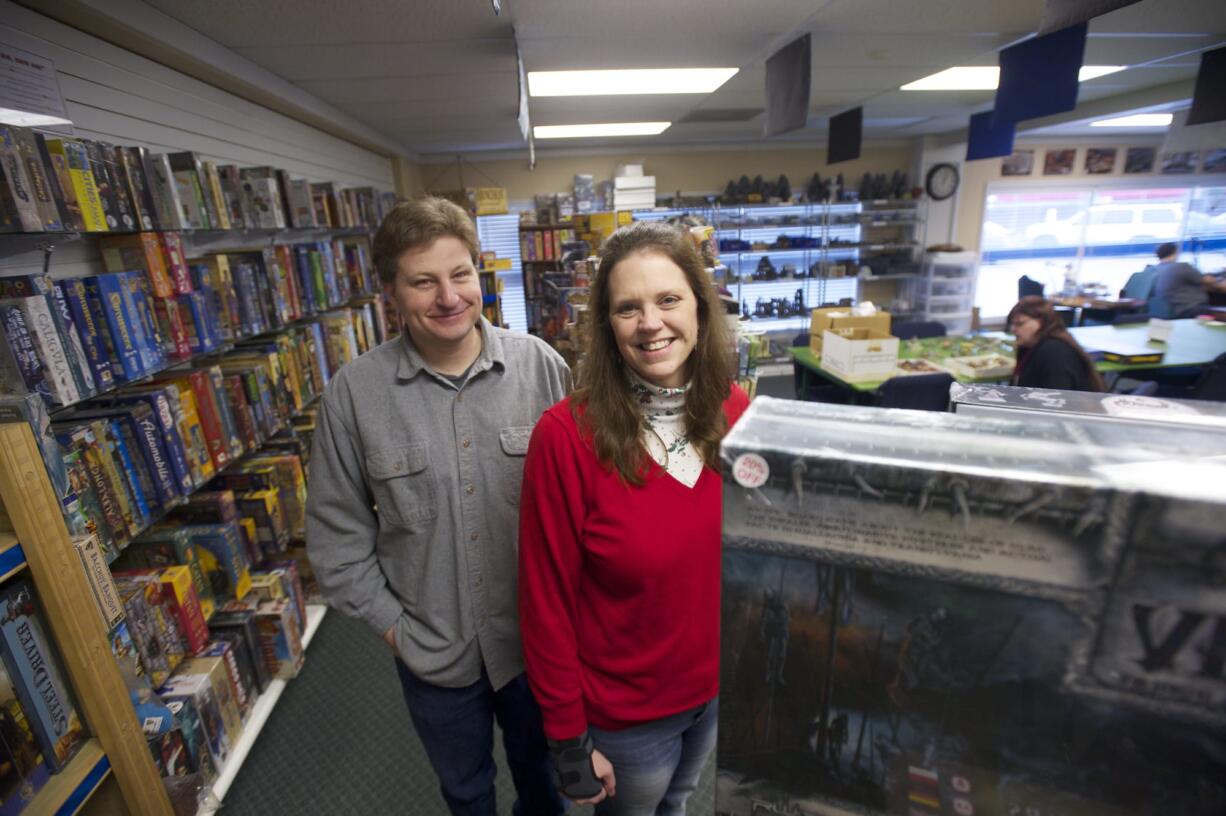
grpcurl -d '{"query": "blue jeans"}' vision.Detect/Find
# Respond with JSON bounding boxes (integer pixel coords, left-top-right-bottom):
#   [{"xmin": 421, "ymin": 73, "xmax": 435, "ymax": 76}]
[
  {"xmin": 396, "ymin": 660, "xmax": 565, "ymax": 816},
  {"xmin": 589, "ymin": 698, "xmax": 718, "ymax": 816}
]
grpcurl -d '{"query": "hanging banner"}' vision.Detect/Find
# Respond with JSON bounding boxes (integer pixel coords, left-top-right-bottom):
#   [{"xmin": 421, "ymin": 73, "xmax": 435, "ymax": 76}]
[
  {"xmin": 966, "ymin": 110, "xmax": 1015, "ymax": 160},
  {"xmin": 765, "ymin": 34, "xmax": 811, "ymax": 137}
]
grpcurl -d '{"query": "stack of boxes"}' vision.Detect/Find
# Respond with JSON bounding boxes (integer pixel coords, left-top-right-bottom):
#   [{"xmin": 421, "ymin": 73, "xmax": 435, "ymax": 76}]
[{"xmin": 612, "ymin": 163, "xmax": 655, "ymax": 212}]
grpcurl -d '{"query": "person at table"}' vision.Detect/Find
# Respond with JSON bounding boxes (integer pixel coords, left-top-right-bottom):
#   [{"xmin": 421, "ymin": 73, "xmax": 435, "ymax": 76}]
[
  {"xmin": 518, "ymin": 221, "xmax": 750, "ymax": 813},
  {"xmin": 1008, "ymin": 296, "xmax": 1106, "ymax": 392},
  {"xmin": 1151, "ymin": 242, "xmax": 1226, "ymax": 318}
]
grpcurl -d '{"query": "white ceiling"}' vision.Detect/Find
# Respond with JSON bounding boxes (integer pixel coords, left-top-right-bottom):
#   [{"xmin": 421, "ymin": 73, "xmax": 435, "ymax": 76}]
[{"xmin": 141, "ymin": 0, "xmax": 1226, "ymax": 157}]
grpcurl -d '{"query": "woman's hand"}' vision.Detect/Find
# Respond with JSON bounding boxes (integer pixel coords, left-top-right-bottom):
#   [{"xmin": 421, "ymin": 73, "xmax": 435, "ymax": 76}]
[{"xmin": 572, "ymin": 749, "xmax": 616, "ymax": 805}]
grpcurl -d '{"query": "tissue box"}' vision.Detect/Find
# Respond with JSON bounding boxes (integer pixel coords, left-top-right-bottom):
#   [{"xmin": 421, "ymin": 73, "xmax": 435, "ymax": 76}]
[
  {"xmin": 808, "ymin": 307, "xmax": 891, "ymax": 352},
  {"xmin": 819, "ymin": 328, "xmax": 899, "ymax": 381},
  {"xmin": 717, "ymin": 397, "xmax": 1226, "ymax": 816}
]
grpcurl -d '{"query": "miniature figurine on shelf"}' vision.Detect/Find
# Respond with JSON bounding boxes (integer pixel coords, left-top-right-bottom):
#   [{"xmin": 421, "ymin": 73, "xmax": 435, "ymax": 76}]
[
  {"xmin": 777, "ymin": 174, "xmax": 791, "ymax": 203},
  {"xmin": 806, "ymin": 172, "xmax": 824, "ymax": 202}
]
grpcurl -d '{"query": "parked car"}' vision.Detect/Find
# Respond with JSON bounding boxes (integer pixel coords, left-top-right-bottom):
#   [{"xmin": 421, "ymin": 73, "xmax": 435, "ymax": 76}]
[{"xmin": 1024, "ymin": 203, "xmax": 1185, "ymax": 247}]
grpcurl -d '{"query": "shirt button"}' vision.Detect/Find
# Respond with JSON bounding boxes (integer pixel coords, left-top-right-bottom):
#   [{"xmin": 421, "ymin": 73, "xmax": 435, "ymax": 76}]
[
  {"xmin": 465, "ymin": 484, "xmax": 475, "ymax": 495},
  {"xmin": 475, "ymin": 577, "xmax": 483, "ymax": 587},
  {"xmin": 470, "ymin": 532, "xmax": 479, "ymax": 541},
  {"xmin": 457, "ymin": 393, "xmax": 464, "ymax": 403},
  {"xmin": 462, "ymin": 438, "xmax": 471, "ymax": 448},
  {"xmin": 394, "ymin": 462, "xmax": 402, "ymax": 472}
]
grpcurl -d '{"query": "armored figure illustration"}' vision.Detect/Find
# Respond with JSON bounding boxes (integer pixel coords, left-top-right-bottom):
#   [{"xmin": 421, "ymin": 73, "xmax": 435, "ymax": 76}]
[
  {"xmin": 887, "ymin": 608, "xmax": 948, "ymax": 738},
  {"xmin": 760, "ymin": 590, "xmax": 790, "ymax": 687}
]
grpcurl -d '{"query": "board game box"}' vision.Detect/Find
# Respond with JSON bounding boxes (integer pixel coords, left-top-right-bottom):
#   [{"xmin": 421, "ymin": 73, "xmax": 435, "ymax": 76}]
[{"xmin": 717, "ymin": 398, "xmax": 1226, "ymax": 816}]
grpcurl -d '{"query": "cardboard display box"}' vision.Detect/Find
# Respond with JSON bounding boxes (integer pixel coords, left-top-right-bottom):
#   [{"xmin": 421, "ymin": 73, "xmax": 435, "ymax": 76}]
[
  {"xmin": 808, "ymin": 307, "xmax": 891, "ymax": 353},
  {"xmin": 717, "ymin": 397, "xmax": 1226, "ymax": 816},
  {"xmin": 819, "ymin": 328, "xmax": 899, "ymax": 382},
  {"xmin": 951, "ymin": 383, "xmax": 1226, "ymax": 431}
]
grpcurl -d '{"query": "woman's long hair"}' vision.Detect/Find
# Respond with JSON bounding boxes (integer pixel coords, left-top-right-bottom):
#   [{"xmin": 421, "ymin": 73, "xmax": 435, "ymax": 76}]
[
  {"xmin": 1007, "ymin": 296, "xmax": 1107, "ymax": 392},
  {"xmin": 573, "ymin": 221, "xmax": 734, "ymax": 484}
]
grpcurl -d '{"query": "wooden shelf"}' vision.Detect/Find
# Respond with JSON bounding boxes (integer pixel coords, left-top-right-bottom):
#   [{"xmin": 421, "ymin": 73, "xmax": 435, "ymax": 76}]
[
  {"xmin": 28, "ymin": 738, "xmax": 111, "ymax": 816},
  {"xmin": 197, "ymin": 604, "xmax": 328, "ymax": 815}
]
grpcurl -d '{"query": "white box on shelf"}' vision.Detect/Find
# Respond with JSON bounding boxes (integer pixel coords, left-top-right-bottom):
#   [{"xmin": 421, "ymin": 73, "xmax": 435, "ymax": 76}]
[{"xmin": 613, "ymin": 175, "xmax": 656, "ymax": 190}]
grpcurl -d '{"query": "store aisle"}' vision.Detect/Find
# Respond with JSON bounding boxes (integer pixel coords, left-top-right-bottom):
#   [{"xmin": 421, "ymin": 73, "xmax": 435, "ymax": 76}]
[{"xmin": 224, "ymin": 611, "xmax": 715, "ymax": 814}]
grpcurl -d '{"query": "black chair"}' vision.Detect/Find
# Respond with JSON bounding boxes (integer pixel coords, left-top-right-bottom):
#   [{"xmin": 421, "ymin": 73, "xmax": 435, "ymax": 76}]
[
  {"xmin": 1128, "ymin": 380, "xmax": 1159, "ymax": 397},
  {"xmin": 1018, "ymin": 275, "xmax": 1044, "ymax": 299},
  {"xmin": 1114, "ymin": 311, "xmax": 1149, "ymax": 325},
  {"xmin": 891, "ymin": 320, "xmax": 947, "ymax": 340},
  {"xmin": 1190, "ymin": 352, "xmax": 1226, "ymax": 401},
  {"xmin": 875, "ymin": 373, "xmax": 955, "ymax": 412}
]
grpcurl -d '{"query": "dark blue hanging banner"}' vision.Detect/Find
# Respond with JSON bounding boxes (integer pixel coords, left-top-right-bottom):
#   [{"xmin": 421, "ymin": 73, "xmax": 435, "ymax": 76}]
[
  {"xmin": 1186, "ymin": 46, "xmax": 1226, "ymax": 126},
  {"xmin": 992, "ymin": 22, "xmax": 1088, "ymax": 127},
  {"xmin": 826, "ymin": 107, "xmax": 862, "ymax": 165},
  {"xmin": 966, "ymin": 111, "xmax": 1015, "ymax": 160}
]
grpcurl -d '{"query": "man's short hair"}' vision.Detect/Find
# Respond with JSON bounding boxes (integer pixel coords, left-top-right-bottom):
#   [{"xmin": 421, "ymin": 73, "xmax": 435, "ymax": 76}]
[
  {"xmin": 373, "ymin": 196, "xmax": 480, "ymax": 285},
  {"xmin": 1156, "ymin": 242, "xmax": 1178, "ymax": 260}
]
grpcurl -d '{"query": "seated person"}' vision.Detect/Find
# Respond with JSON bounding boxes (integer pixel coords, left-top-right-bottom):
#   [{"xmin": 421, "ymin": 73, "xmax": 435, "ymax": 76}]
[
  {"xmin": 1008, "ymin": 296, "xmax": 1106, "ymax": 392},
  {"xmin": 1151, "ymin": 242, "xmax": 1226, "ymax": 318}
]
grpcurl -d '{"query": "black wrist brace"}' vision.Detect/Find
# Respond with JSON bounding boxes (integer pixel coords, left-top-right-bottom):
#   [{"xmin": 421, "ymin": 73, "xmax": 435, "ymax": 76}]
[{"xmin": 547, "ymin": 731, "xmax": 603, "ymax": 799}]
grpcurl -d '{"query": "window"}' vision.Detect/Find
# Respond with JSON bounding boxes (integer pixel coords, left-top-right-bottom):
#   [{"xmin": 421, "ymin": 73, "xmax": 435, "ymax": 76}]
[
  {"xmin": 475, "ymin": 214, "xmax": 527, "ymax": 332},
  {"xmin": 976, "ymin": 183, "xmax": 1226, "ymax": 321}
]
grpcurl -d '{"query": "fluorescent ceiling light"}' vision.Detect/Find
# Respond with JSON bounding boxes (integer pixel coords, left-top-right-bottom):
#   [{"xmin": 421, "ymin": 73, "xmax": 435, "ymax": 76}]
[
  {"xmin": 528, "ymin": 68, "xmax": 738, "ymax": 97},
  {"xmin": 901, "ymin": 65, "xmax": 1125, "ymax": 90},
  {"xmin": 0, "ymin": 107, "xmax": 73, "ymax": 127},
  {"xmin": 534, "ymin": 122, "xmax": 671, "ymax": 139},
  {"xmin": 1090, "ymin": 113, "xmax": 1173, "ymax": 127}
]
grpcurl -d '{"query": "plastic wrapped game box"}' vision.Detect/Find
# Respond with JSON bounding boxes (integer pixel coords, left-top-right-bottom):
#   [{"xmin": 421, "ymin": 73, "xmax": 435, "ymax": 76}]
[{"xmin": 718, "ymin": 397, "xmax": 1226, "ymax": 816}]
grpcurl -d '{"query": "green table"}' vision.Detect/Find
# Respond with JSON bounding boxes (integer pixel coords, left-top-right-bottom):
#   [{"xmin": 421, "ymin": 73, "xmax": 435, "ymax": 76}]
[
  {"xmin": 787, "ymin": 335, "xmax": 1015, "ymax": 394},
  {"xmin": 1069, "ymin": 319, "xmax": 1226, "ymax": 372}
]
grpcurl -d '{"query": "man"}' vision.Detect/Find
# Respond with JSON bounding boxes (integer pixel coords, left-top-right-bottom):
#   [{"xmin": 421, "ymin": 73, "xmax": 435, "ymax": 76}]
[
  {"xmin": 307, "ymin": 197, "xmax": 570, "ymax": 815},
  {"xmin": 1151, "ymin": 242, "xmax": 1226, "ymax": 318}
]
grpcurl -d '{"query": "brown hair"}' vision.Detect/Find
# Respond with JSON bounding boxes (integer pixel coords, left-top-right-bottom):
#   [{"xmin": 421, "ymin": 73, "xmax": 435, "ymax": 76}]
[
  {"xmin": 372, "ymin": 196, "xmax": 480, "ymax": 285},
  {"xmin": 1007, "ymin": 296, "xmax": 1107, "ymax": 391},
  {"xmin": 573, "ymin": 220, "xmax": 734, "ymax": 484}
]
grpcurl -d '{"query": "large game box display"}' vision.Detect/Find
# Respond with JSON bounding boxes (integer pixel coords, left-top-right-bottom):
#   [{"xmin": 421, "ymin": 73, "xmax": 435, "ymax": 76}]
[
  {"xmin": 717, "ymin": 397, "xmax": 1226, "ymax": 816},
  {"xmin": 949, "ymin": 382, "xmax": 1226, "ymax": 430}
]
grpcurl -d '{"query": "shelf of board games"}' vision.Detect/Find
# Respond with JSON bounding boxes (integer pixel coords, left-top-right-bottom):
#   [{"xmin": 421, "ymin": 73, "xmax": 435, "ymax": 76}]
[
  {"xmin": 196, "ymin": 603, "xmax": 327, "ymax": 816},
  {"xmin": 0, "ymin": 227, "xmax": 375, "ymax": 261},
  {"xmin": 0, "ymin": 379, "xmax": 335, "ymax": 816},
  {"xmin": 0, "ymin": 421, "xmax": 173, "ymax": 815}
]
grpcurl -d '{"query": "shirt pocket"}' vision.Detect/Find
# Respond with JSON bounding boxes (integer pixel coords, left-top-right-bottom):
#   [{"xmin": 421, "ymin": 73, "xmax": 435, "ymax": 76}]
[
  {"xmin": 499, "ymin": 425, "xmax": 533, "ymax": 506},
  {"xmin": 366, "ymin": 443, "xmax": 437, "ymax": 529}
]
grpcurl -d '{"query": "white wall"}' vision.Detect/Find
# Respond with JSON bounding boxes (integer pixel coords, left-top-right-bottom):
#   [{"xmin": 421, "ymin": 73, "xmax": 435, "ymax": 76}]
[{"xmin": 0, "ymin": 0, "xmax": 395, "ymax": 278}]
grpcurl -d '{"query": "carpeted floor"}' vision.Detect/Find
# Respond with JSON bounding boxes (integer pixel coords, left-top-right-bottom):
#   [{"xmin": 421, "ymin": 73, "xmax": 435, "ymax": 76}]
[{"xmin": 222, "ymin": 610, "xmax": 715, "ymax": 815}]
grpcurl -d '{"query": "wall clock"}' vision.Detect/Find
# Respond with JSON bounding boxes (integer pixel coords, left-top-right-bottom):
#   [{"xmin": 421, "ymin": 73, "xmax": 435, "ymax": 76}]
[{"xmin": 925, "ymin": 163, "xmax": 960, "ymax": 201}]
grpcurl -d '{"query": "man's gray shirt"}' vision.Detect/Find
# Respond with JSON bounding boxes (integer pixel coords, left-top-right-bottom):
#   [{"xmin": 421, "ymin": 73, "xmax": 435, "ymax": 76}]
[
  {"xmin": 306, "ymin": 319, "xmax": 570, "ymax": 690},
  {"xmin": 1152, "ymin": 260, "xmax": 1207, "ymax": 315}
]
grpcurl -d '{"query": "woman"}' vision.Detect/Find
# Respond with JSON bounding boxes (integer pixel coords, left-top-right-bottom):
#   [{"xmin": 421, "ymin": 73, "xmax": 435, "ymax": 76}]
[
  {"xmin": 1007, "ymin": 295, "xmax": 1106, "ymax": 392},
  {"xmin": 518, "ymin": 221, "xmax": 750, "ymax": 815}
]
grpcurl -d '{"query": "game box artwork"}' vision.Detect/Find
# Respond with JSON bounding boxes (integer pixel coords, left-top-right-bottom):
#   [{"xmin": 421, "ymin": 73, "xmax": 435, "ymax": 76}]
[{"xmin": 717, "ymin": 398, "xmax": 1225, "ymax": 816}]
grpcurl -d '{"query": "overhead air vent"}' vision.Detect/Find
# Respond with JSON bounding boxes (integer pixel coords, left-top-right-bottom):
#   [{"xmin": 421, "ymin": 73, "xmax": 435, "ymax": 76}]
[{"xmin": 679, "ymin": 108, "xmax": 763, "ymax": 123}]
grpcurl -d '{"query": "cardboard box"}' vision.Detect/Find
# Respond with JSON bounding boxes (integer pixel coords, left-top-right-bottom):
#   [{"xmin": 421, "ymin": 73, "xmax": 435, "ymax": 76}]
[
  {"xmin": 255, "ymin": 599, "xmax": 303, "ymax": 681},
  {"xmin": 199, "ymin": 640, "xmax": 253, "ymax": 720},
  {"xmin": 808, "ymin": 307, "xmax": 891, "ymax": 353},
  {"xmin": 717, "ymin": 397, "xmax": 1226, "ymax": 816},
  {"xmin": 175, "ymin": 656, "xmax": 243, "ymax": 751},
  {"xmin": 819, "ymin": 328, "xmax": 899, "ymax": 381},
  {"xmin": 160, "ymin": 671, "xmax": 230, "ymax": 770},
  {"xmin": 209, "ymin": 607, "xmax": 271, "ymax": 693},
  {"xmin": 162, "ymin": 696, "xmax": 217, "ymax": 781}
]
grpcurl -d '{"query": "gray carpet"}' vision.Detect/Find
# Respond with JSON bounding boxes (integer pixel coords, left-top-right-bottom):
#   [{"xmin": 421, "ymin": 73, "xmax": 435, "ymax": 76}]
[{"xmin": 222, "ymin": 610, "xmax": 715, "ymax": 815}]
